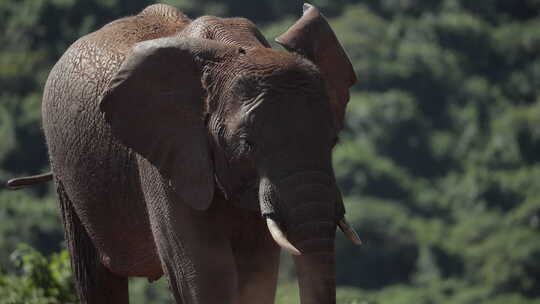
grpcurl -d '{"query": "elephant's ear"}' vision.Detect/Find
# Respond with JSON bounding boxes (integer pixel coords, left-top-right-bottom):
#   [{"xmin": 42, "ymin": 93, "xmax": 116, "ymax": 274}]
[
  {"xmin": 99, "ymin": 37, "xmax": 220, "ymax": 211},
  {"xmin": 276, "ymin": 3, "xmax": 357, "ymax": 130}
]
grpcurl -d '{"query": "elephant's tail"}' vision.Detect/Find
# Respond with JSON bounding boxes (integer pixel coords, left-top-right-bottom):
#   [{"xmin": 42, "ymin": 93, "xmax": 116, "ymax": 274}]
[{"xmin": 6, "ymin": 172, "xmax": 53, "ymax": 190}]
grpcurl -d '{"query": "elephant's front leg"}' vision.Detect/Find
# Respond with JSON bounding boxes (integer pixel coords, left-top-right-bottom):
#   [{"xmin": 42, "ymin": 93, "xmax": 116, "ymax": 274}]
[
  {"xmin": 140, "ymin": 162, "xmax": 239, "ymax": 304},
  {"xmin": 230, "ymin": 210, "xmax": 281, "ymax": 304}
]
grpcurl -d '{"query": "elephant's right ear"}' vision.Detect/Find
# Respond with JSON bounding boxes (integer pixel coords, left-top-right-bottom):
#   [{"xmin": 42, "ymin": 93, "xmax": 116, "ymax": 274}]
[
  {"xmin": 99, "ymin": 37, "xmax": 224, "ymax": 211},
  {"xmin": 276, "ymin": 3, "xmax": 357, "ymax": 131}
]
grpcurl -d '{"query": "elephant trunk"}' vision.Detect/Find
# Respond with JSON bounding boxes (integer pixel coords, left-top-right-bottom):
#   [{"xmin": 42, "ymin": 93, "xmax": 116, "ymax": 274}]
[
  {"xmin": 294, "ymin": 239, "xmax": 336, "ymax": 304},
  {"xmin": 259, "ymin": 171, "xmax": 340, "ymax": 303},
  {"xmin": 288, "ymin": 193, "xmax": 338, "ymax": 304}
]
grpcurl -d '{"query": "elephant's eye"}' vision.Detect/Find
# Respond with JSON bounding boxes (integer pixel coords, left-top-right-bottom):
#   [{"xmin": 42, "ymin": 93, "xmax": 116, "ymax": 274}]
[{"xmin": 240, "ymin": 138, "xmax": 255, "ymax": 153}]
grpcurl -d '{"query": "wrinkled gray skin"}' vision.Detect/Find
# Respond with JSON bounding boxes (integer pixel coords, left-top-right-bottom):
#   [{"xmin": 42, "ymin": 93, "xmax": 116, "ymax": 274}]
[{"xmin": 42, "ymin": 3, "xmax": 356, "ymax": 304}]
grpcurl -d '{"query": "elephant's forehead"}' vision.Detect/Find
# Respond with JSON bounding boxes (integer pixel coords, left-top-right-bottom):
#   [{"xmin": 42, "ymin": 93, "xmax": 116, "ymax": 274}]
[
  {"xmin": 240, "ymin": 48, "xmax": 317, "ymax": 77},
  {"xmin": 245, "ymin": 48, "xmax": 296, "ymax": 66}
]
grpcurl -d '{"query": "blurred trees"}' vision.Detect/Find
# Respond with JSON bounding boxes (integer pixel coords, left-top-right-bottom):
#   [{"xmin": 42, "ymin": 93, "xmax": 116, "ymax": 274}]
[
  {"xmin": 0, "ymin": 245, "xmax": 75, "ymax": 304},
  {"xmin": 0, "ymin": 0, "xmax": 539, "ymax": 303},
  {"xmin": 329, "ymin": 0, "xmax": 540, "ymax": 302}
]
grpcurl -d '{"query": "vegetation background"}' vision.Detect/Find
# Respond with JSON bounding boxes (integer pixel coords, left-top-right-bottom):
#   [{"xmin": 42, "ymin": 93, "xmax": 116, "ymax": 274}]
[{"xmin": 1, "ymin": 0, "xmax": 539, "ymax": 303}]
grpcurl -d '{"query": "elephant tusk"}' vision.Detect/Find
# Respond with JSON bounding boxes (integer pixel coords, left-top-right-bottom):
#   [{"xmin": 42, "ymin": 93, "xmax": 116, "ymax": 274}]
[
  {"xmin": 266, "ymin": 217, "xmax": 301, "ymax": 256},
  {"xmin": 338, "ymin": 218, "xmax": 362, "ymax": 245}
]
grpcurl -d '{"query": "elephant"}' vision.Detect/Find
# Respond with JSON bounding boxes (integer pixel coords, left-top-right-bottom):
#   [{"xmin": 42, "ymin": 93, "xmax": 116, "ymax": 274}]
[{"xmin": 11, "ymin": 3, "xmax": 360, "ymax": 304}]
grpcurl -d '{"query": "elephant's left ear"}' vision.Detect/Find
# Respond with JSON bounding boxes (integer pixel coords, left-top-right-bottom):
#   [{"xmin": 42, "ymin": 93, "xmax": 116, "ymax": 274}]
[
  {"xmin": 99, "ymin": 37, "xmax": 222, "ymax": 211},
  {"xmin": 276, "ymin": 3, "xmax": 357, "ymax": 130}
]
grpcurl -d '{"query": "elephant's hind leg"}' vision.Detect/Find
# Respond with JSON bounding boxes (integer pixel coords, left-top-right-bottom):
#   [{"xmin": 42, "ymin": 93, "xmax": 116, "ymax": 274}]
[{"xmin": 56, "ymin": 180, "xmax": 129, "ymax": 304}]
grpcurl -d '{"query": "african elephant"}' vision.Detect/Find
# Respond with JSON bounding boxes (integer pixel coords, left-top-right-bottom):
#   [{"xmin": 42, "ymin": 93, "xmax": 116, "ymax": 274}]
[{"xmin": 32, "ymin": 3, "xmax": 360, "ymax": 304}]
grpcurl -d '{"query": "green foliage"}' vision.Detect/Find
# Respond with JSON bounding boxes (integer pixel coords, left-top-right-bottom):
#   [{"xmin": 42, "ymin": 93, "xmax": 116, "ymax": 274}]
[
  {"xmin": 326, "ymin": 0, "xmax": 540, "ymax": 302},
  {"xmin": 0, "ymin": 190, "xmax": 63, "ymax": 268},
  {"xmin": 0, "ymin": 245, "xmax": 76, "ymax": 304},
  {"xmin": 1, "ymin": 0, "xmax": 540, "ymax": 303},
  {"xmin": 128, "ymin": 278, "xmax": 171, "ymax": 304},
  {"xmin": 0, "ymin": 105, "xmax": 16, "ymax": 176}
]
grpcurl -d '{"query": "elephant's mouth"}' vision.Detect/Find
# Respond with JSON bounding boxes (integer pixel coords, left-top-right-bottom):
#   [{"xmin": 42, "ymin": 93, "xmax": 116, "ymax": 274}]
[
  {"xmin": 230, "ymin": 181, "xmax": 260, "ymax": 211},
  {"xmin": 265, "ymin": 215, "xmax": 360, "ymax": 255},
  {"xmin": 257, "ymin": 171, "xmax": 361, "ymax": 255}
]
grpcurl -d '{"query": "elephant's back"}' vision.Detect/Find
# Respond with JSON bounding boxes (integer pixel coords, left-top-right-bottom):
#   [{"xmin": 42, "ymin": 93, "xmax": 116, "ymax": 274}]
[
  {"xmin": 41, "ymin": 4, "xmax": 190, "ymax": 280},
  {"xmin": 44, "ymin": 3, "xmax": 191, "ymax": 112}
]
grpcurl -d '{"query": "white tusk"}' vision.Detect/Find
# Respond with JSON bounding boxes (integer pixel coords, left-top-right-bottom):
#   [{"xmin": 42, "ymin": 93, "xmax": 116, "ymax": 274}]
[
  {"xmin": 266, "ymin": 218, "xmax": 301, "ymax": 256},
  {"xmin": 338, "ymin": 218, "xmax": 362, "ymax": 245}
]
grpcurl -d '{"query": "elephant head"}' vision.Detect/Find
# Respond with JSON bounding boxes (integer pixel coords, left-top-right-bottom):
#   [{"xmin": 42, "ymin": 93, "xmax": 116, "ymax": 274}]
[{"xmin": 99, "ymin": 3, "xmax": 359, "ymax": 303}]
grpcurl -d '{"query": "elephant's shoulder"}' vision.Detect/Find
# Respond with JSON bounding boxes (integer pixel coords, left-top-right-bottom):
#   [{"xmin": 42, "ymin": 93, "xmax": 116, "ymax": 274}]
[
  {"xmin": 42, "ymin": 5, "xmax": 194, "ymax": 115},
  {"xmin": 60, "ymin": 20, "xmax": 139, "ymax": 75},
  {"xmin": 72, "ymin": 4, "xmax": 190, "ymax": 58},
  {"xmin": 100, "ymin": 8, "xmax": 189, "ymax": 47}
]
